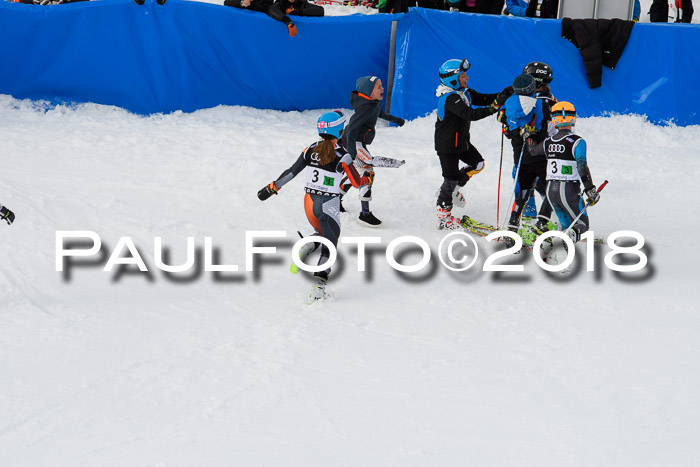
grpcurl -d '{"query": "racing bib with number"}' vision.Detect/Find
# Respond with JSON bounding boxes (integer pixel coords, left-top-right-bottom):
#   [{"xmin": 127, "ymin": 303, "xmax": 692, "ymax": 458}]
[
  {"xmin": 305, "ymin": 167, "xmax": 341, "ymax": 194},
  {"xmin": 547, "ymin": 158, "xmax": 579, "ymax": 181}
]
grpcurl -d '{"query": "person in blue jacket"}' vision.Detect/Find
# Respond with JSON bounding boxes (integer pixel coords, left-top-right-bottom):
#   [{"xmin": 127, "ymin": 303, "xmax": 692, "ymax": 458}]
[
  {"xmin": 502, "ymin": 74, "xmax": 553, "ymax": 243},
  {"xmin": 505, "ymin": 0, "xmax": 528, "ymax": 16},
  {"xmin": 633, "ymin": 0, "xmax": 641, "ymax": 21}
]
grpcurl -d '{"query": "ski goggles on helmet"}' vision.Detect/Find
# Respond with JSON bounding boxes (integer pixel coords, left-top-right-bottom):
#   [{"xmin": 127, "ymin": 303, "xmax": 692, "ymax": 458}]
[{"xmin": 439, "ymin": 58, "xmax": 471, "ymax": 79}]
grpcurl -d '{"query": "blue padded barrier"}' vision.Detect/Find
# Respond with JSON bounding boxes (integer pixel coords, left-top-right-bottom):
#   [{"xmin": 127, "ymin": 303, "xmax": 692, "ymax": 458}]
[
  {"xmin": 0, "ymin": 0, "xmax": 396, "ymax": 114},
  {"xmin": 390, "ymin": 8, "xmax": 700, "ymax": 126},
  {"xmin": 1, "ymin": 2, "xmax": 698, "ymax": 125}
]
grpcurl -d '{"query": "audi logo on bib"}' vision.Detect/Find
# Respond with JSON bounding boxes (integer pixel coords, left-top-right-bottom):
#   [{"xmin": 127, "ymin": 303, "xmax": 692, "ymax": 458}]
[
  {"xmin": 548, "ymin": 143, "xmax": 566, "ymax": 153},
  {"xmin": 310, "ymin": 153, "xmax": 321, "ymax": 162}
]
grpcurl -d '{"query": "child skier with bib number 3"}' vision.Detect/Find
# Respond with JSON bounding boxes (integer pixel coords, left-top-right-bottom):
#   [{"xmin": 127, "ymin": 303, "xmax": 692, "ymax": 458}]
[
  {"xmin": 257, "ymin": 111, "xmax": 372, "ymax": 304},
  {"xmin": 529, "ymin": 101, "xmax": 601, "ymax": 254}
]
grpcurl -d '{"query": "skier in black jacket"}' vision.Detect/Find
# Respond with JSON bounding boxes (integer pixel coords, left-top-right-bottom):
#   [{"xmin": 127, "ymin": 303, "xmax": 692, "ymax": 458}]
[
  {"xmin": 339, "ymin": 76, "xmax": 405, "ymax": 227},
  {"xmin": 434, "ymin": 58, "xmax": 512, "ymax": 230}
]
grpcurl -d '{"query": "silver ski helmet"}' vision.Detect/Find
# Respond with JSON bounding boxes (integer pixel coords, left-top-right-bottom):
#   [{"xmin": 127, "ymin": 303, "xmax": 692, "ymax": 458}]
[
  {"xmin": 523, "ymin": 61, "xmax": 553, "ymax": 85},
  {"xmin": 439, "ymin": 58, "xmax": 470, "ymax": 90},
  {"xmin": 317, "ymin": 110, "xmax": 346, "ymax": 139}
]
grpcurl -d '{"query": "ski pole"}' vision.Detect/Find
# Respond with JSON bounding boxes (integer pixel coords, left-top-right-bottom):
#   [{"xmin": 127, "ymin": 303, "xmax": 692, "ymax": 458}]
[
  {"xmin": 496, "ymin": 129, "xmax": 504, "ymax": 228},
  {"xmin": 501, "ymin": 144, "xmax": 525, "ymax": 229},
  {"xmin": 563, "ymin": 180, "xmax": 608, "ymax": 234}
]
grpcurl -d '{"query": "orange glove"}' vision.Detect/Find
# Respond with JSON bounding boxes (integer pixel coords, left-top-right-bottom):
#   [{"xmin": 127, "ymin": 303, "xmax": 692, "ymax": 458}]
[{"xmin": 287, "ymin": 23, "xmax": 297, "ymax": 37}]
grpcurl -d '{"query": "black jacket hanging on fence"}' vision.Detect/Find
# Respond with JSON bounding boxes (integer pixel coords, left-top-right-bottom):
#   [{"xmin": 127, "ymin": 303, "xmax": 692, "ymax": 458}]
[{"xmin": 561, "ymin": 17, "xmax": 634, "ymax": 89}]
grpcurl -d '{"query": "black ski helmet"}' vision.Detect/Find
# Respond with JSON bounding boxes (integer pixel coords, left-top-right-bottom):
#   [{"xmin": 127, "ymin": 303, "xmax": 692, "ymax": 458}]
[{"xmin": 523, "ymin": 62, "xmax": 553, "ymax": 85}]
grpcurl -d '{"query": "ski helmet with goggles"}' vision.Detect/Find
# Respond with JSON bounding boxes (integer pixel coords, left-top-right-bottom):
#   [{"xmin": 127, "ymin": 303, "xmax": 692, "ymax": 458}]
[
  {"xmin": 317, "ymin": 110, "xmax": 346, "ymax": 139},
  {"xmin": 439, "ymin": 58, "xmax": 470, "ymax": 90},
  {"xmin": 523, "ymin": 61, "xmax": 553, "ymax": 85},
  {"xmin": 551, "ymin": 101, "xmax": 576, "ymax": 128}
]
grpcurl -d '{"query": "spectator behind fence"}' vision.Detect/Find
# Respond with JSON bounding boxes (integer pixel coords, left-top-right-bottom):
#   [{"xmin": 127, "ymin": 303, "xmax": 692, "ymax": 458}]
[
  {"xmin": 225, "ymin": 0, "xmax": 323, "ymax": 37},
  {"xmin": 525, "ymin": 0, "xmax": 558, "ymax": 18},
  {"xmin": 380, "ymin": 0, "xmax": 440, "ymax": 13},
  {"xmin": 511, "ymin": 0, "xmax": 638, "ymax": 20},
  {"xmin": 270, "ymin": 0, "xmax": 324, "ymax": 32},
  {"xmin": 650, "ymin": 0, "xmax": 693, "ymax": 22},
  {"xmin": 505, "ymin": 0, "xmax": 527, "ymax": 16},
  {"xmin": 449, "ymin": 0, "xmax": 504, "ymax": 14}
]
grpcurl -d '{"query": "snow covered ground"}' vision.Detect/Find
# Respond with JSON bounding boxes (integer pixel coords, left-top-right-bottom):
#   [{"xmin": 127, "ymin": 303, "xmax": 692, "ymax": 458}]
[{"xmin": 1, "ymin": 93, "xmax": 699, "ymax": 465}]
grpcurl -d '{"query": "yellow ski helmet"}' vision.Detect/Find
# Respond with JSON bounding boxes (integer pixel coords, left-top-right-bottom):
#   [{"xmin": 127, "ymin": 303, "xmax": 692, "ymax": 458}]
[{"xmin": 551, "ymin": 101, "xmax": 577, "ymax": 128}]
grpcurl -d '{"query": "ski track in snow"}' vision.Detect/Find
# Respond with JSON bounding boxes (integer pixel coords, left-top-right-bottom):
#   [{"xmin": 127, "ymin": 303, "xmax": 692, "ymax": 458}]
[{"xmin": 0, "ymin": 95, "xmax": 699, "ymax": 465}]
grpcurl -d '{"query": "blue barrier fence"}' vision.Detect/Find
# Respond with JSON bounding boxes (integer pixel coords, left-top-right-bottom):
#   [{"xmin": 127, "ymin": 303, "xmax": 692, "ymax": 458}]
[
  {"xmin": 391, "ymin": 8, "xmax": 700, "ymax": 126},
  {"xmin": 0, "ymin": 0, "xmax": 395, "ymax": 114},
  {"xmin": 1, "ymin": 1, "xmax": 698, "ymax": 125}
]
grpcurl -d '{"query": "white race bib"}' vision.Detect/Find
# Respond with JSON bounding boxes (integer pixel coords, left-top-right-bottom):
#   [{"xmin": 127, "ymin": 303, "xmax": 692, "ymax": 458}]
[
  {"xmin": 305, "ymin": 166, "xmax": 341, "ymax": 194},
  {"xmin": 547, "ymin": 158, "xmax": 579, "ymax": 181}
]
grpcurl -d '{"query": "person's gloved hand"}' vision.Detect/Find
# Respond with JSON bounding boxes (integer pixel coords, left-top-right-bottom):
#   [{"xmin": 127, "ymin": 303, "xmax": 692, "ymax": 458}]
[
  {"xmin": 257, "ymin": 182, "xmax": 279, "ymax": 201},
  {"xmin": 0, "ymin": 205, "xmax": 15, "ymax": 225},
  {"xmin": 287, "ymin": 22, "xmax": 297, "ymax": 37},
  {"xmin": 490, "ymin": 92, "xmax": 508, "ymax": 111},
  {"xmin": 585, "ymin": 186, "xmax": 600, "ymax": 206},
  {"xmin": 521, "ymin": 123, "xmax": 536, "ymax": 140}
]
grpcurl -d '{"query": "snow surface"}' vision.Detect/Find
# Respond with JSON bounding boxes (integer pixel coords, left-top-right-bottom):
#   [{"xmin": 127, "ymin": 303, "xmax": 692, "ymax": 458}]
[{"xmin": 0, "ymin": 94, "xmax": 699, "ymax": 466}]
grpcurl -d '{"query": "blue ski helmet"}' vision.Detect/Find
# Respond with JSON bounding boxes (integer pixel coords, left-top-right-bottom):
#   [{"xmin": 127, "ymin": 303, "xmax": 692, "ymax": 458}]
[
  {"xmin": 439, "ymin": 58, "xmax": 470, "ymax": 90},
  {"xmin": 317, "ymin": 110, "xmax": 346, "ymax": 139}
]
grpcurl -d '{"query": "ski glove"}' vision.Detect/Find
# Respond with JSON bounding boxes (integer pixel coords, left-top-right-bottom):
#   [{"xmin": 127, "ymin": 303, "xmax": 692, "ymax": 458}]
[
  {"xmin": 520, "ymin": 124, "xmax": 537, "ymax": 140},
  {"xmin": 585, "ymin": 186, "xmax": 600, "ymax": 206},
  {"xmin": 490, "ymin": 92, "xmax": 508, "ymax": 111},
  {"xmin": 0, "ymin": 205, "xmax": 15, "ymax": 225},
  {"xmin": 257, "ymin": 182, "xmax": 279, "ymax": 201},
  {"xmin": 287, "ymin": 23, "xmax": 297, "ymax": 37}
]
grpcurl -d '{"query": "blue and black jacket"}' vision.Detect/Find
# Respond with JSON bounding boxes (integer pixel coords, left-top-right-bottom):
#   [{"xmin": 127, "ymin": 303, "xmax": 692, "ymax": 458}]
[{"xmin": 434, "ymin": 84, "xmax": 497, "ymax": 155}]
